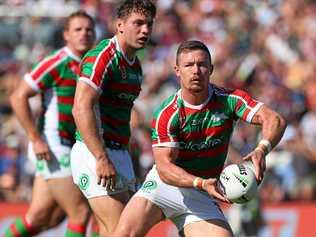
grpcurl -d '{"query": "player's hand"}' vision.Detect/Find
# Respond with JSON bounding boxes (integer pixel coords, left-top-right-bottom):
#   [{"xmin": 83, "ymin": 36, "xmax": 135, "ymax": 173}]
[
  {"xmin": 32, "ymin": 138, "xmax": 51, "ymax": 161},
  {"xmin": 242, "ymin": 148, "xmax": 266, "ymax": 183},
  {"xmin": 96, "ymin": 156, "xmax": 116, "ymax": 191},
  {"xmin": 202, "ymin": 178, "xmax": 231, "ymax": 203}
]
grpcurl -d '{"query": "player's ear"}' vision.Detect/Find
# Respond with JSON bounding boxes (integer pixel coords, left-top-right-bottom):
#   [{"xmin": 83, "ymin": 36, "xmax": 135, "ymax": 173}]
[
  {"xmin": 116, "ymin": 19, "xmax": 124, "ymax": 34},
  {"xmin": 210, "ymin": 64, "xmax": 214, "ymax": 75},
  {"xmin": 174, "ymin": 65, "xmax": 180, "ymax": 77},
  {"xmin": 63, "ymin": 30, "xmax": 69, "ymax": 42}
]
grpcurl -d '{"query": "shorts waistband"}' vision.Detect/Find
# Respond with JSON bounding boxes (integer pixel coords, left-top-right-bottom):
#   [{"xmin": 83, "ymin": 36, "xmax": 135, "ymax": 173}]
[{"xmin": 105, "ymin": 140, "xmax": 127, "ymax": 150}]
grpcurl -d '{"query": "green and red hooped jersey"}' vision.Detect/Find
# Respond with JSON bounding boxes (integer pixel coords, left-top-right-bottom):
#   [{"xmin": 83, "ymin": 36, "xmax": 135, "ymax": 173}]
[
  {"xmin": 151, "ymin": 85, "xmax": 263, "ymax": 179},
  {"xmin": 24, "ymin": 47, "xmax": 81, "ymax": 147},
  {"xmin": 76, "ymin": 36, "xmax": 143, "ymax": 148}
]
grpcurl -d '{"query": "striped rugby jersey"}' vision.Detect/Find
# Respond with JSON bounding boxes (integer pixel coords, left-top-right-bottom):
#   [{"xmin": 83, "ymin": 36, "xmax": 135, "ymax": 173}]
[
  {"xmin": 151, "ymin": 85, "xmax": 263, "ymax": 178},
  {"xmin": 24, "ymin": 47, "xmax": 81, "ymax": 147},
  {"xmin": 77, "ymin": 36, "xmax": 142, "ymax": 148}
]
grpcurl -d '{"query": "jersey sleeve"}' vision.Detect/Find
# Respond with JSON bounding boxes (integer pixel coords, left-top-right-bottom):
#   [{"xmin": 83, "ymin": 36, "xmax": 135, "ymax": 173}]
[
  {"xmin": 151, "ymin": 98, "xmax": 180, "ymax": 148},
  {"xmin": 228, "ymin": 89, "xmax": 263, "ymax": 123},
  {"xmin": 79, "ymin": 40, "xmax": 115, "ymax": 94},
  {"xmin": 24, "ymin": 53, "xmax": 62, "ymax": 92}
]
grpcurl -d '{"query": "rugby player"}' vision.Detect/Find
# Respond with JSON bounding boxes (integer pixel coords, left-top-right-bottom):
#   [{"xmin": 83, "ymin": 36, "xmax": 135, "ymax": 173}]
[
  {"xmin": 70, "ymin": 1, "xmax": 156, "ymax": 236},
  {"xmin": 5, "ymin": 10, "xmax": 95, "ymax": 237},
  {"xmin": 110, "ymin": 40, "xmax": 287, "ymax": 237}
]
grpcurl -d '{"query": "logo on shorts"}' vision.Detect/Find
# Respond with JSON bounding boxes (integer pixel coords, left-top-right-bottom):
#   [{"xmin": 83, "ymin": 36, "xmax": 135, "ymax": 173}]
[
  {"xmin": 59, "ymin": 154, "xmax": 70, "ymax": 168},
  {"xmin": 36, "ymin": 160, "xmax": 45, "ymax": 171},
  {"xmin": 141, "ymin": 180, "xmax": 157, "ymax": 193},
  {"xmin": 78, "ymin": 173, "xmax": 90, "ymax": 190}
]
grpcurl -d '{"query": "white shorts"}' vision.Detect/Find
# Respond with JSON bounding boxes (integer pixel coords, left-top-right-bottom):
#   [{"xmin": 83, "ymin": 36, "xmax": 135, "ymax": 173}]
[
  {"xmin": 70, "ymin": 141, "xmax": 136, "ymax": 199},
  {"xmin": 134, "ymin": 166, "xmax": 228, "ymax": 231},
  {"xmin": 28, "ymin": 143, "xmax": 72, "ymax": 180}
]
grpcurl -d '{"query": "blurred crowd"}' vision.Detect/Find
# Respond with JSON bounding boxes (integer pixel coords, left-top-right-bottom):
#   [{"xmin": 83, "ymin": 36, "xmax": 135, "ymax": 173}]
[{"xmin": 0, "ymin": 0, "xmax": 315, "ymax": 208}]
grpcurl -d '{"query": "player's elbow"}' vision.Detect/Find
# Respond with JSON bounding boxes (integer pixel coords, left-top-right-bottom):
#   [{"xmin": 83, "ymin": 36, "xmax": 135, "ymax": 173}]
[
  {"xmin": 9, "ymin": 89, "xmax": 24, "ymax": 110},
  {"xmin": 156, "ymin": 163, "xmax": 172, "ymax": 185},
  {"xmin": 71, "ymin": 104, "xmax": 80, "ymax": 120},
  {"xmin": 72, "ymin": 100, "xmax": 82, "ymax": 122},
  {"xmin": 275, "ymin": 113, "xmax": 287, "ymax": 133}
]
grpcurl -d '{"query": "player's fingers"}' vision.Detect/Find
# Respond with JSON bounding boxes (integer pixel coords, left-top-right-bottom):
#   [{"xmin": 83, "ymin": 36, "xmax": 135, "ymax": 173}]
[
  {"xmin": 36, "ymin": 153, "xmax": 45, "ymax": 160},
  {"xmin": 42, "ymin": 152, "xmax": 50, "ymax": 161},
  {"xmin": 98, "ymin": 176, "xmax": 106, "ymax": 186},
  {"xmin": 109, "ymin": 177, "xmax": 116, "ymax": 191},
  {"xmin": 242, "ymin": 154, "xmax": 252, "ymax": 161},
  {"xmin": 213, "ymin": 191, "xmax": 229, "ymax": 203}
]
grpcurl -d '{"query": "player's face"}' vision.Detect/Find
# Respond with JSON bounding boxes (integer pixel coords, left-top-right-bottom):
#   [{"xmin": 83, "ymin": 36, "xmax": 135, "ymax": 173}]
[
  {"xmin": 175, "ymin": 49, "xmax": 213, "ymax": 94},
  {"xmin": 64, "ymin": 16, "xmax": 95, "ymax": 56},
  {"xmin": 117, "ymin": 11, "xmax": 153, "ymax": 50}
]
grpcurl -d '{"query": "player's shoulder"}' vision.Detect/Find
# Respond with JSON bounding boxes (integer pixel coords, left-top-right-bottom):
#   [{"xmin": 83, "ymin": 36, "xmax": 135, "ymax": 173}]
[
  {"xmin": 153, "ymin": 92, "xmax": 179, "ymax": 117},
  {"xmin": 81, "ymin": 38, "xmax": 117, "ymax": 67},
  {"xmin": 30, "ymin": 48, "xmax": 67, "ymax": 72},
  {"xmin": 85, "ymin": 38, "xmax": 115, "ymax": 56},
  {"xmin": 213, "ymin": 84, "xmax": 249, "ymax": 98},
  {"xmin": 36, "ymin": 48, "xmax": 65, "ymax": 64}
]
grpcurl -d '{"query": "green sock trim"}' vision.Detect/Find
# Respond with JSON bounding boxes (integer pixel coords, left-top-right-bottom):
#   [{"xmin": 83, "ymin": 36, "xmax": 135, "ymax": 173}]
[
  {"xmin": 15, "ymin": 218, "xmax": 29, "ymax": 236},
  {"xmin": 91, "ymin": 232, "xmax": 99, "ymax": 237},
  {"xmin": 4, "ymin": 217, "xmax": 30, "ymax": 237},
  {"xmin": 4, "ymin": 231, "xmax": 14, "ymax": 237},
  {"xmin": 65, "ymin": 229, "xmax": 85, "ymax": 237}
]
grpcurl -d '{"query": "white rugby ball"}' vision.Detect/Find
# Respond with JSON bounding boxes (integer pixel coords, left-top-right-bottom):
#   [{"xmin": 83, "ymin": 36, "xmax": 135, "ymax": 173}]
[{"xmin": 217, "ymin": 163, "xmax": 258, "ymax": 204}]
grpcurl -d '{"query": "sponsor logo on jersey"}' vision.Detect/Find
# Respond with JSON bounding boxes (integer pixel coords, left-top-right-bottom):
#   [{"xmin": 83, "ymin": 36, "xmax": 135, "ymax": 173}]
[
  {"xmin": 191, "ymin": 112, "xmax": 228, "ymax": 126},
  {"xmin": 118, "ymin": 92, "xmax": 137, "ymax": 101},
  {"xmin": 179, "ymin": 138, "xmax": 222, "ymax": 151},
  {"xmin": 141, "ymin": 180, "xmax": 157, "ymax": 193},
  {"xmin": 211, "ymin": 112, "xmax": 228, "ymax": 122},
  {"xmin": 191, "ymin": 117, "xmax": 208, "ymax": 126},
  {"xmin": 78, "ymin": 173, "xmax": 90, "ymax": 190}
]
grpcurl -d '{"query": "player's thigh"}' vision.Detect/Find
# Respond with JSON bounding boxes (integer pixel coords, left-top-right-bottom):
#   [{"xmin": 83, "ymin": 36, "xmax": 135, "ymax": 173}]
[
  {"xmin": 47, "ymin": 176, "xmax": 89, "ymax": 216},
  {"xmin": 114, "ymin": 196, "xmax": 164, "ymax": 237},
  {"xmin": 88, "ymin": 191, "xmax": 129, "ymax": 233},
  {"xmin": 183, "ymin": 219, "xmax": 234, "ymax": 237},
  {"xmin": 27, "ymin": 176, "xmax": 60, "ymax": 225}
]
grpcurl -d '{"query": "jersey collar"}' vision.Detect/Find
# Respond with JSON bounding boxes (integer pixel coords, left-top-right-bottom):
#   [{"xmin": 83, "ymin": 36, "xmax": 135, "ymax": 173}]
[
  {"xmin": 113, "ymin": 36, "xmax": 136, "ymax": 66},
  {"xmin": 178, "ymin": 84, "xmax": 214, "ymax": 110},
  {"xmin": 64, "ymin": 47, "xmax": 81, "ymax": 62}
]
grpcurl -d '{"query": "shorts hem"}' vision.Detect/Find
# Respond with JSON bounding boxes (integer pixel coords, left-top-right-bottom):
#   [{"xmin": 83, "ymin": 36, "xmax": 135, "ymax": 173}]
[{"xmin": 85, "ymin": 187, "xmax": 130, "ymax": 199}]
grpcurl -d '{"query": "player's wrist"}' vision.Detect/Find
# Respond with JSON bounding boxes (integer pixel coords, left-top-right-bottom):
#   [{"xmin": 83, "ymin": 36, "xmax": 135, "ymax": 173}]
[
  {"xmin": 193, "ymin": 177, "xmax": 206, "ymax": 190},
  {"xmin": 95, "ymin": 153, "xmax": 109, "ymax": 162},
  {"xmin": 256, "ymin": 139, "xmax": 272, "ymax": 155},
  {"xmin": 28, "ymin": 132, "xmax": 42, "ymax": 143}
]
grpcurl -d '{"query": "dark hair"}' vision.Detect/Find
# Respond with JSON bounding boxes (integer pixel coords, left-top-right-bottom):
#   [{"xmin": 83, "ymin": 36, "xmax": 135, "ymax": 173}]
[
  {"xmin": 64, "ymin": 10, "xmax": 95, "ymax": 31},
  {"xmin": 176, "ymin": 40, "xmax": 212, "ymax": 65},
  {"xmin": 117, "ymin": 0, "xmax": 156, "ymax": 20}
]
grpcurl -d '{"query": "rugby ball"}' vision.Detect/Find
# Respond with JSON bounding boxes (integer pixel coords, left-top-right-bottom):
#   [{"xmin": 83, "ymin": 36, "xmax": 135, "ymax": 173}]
[{"xmin": 217, "ymin": 163, "xmax": 258, "ymax": 204}]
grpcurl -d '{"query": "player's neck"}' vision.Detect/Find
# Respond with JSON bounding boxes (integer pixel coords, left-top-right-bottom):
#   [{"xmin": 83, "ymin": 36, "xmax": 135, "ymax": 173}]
[
  {"xmin": 116, "ymin": 35, "xmax": 136, "ymax": 61},
  {"xmin": 181, "ymin": 89, "xmax": 210, "ymax": 106},
  {"xmin": 66, "ymin": 45, "xmax": 86, "ymax": 59}
]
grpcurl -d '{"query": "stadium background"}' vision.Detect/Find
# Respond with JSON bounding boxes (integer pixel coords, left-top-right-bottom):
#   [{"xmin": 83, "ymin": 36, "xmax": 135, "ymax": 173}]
[{"xmin": 0, "ymin": 0, "xmax": 315, "ymax": 236}]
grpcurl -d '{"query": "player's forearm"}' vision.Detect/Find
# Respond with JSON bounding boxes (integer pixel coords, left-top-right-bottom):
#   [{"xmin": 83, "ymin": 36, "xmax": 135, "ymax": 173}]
[
  {"xmin": 10, "ymin": 93, "xmax": 41, "ymax": 142},
  {"xmin": 261, "ymin": 111, "xmax": 287, "ymax": 149},
  {"xmin": 156, "ymin": 160, "xmax": 197, "ymax": 188},
  {"xmin": 73, "ymin": 105, "xmax": 107, "ymax": 161}
]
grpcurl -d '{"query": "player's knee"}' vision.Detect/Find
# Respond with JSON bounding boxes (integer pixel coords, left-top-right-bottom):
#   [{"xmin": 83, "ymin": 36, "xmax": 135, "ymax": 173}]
[
  {"xmin": 26, "ymin": 209, "xmax": 52, "ymax": 228},
  {"xmin": 67, "ymin": 202, "xmax": 90, "ymax": 223},
  {"xmin": 113, "ymin": 224, "xmax": 139, "ymax": 237}
]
